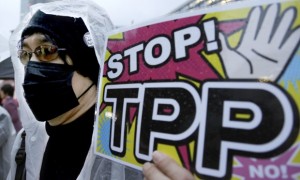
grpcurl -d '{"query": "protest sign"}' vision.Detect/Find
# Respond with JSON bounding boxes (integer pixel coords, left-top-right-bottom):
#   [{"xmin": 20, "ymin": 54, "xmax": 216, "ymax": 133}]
[{"xmin": 95, "ymin": 0, "xmax": 300, "ymax": 179}]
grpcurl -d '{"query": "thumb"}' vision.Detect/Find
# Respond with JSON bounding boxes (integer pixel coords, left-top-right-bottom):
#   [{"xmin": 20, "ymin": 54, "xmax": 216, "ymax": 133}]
[
  {"xmin": 152, "ymin": 151, "xmax": 194, "ymax": 180},
  {"xmin": 219, "ymin": 32, "xmax": 230, "ymax": 53}
]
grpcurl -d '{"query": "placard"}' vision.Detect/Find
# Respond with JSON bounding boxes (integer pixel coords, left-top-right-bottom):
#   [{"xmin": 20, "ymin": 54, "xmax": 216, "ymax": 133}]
[{"xmin": 95, "ymin": 0, "xmax": 300, "ymax": 179}]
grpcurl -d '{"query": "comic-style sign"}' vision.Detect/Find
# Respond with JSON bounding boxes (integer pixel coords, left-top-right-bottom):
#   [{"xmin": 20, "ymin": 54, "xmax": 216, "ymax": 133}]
[{"xmin": 95, "ymin": 0, "xmax": 300, "ymax": 179}]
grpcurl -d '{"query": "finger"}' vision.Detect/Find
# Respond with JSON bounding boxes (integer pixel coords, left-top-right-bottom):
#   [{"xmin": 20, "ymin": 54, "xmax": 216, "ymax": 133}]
[
  {"xmin": 257, "ymin": 4, "xmax": 278, "ymax": 43},
  {"xmin": 142, "ymin": 162, "xmax": 170, "ymax": 180},
  {"xmin": 242, "ymin": 7, "xmax": 261, "ymax": 42},
  {"xmin": 152, "ymin": 151, "xmax": 194, "ymax": 180},
  {"xmin": 272, "ymin": 7, "xmax": 296, "ymax": 48},
  {"xmin": 281, "ymin": 26, "xmax": 300, "ymax": 55}
]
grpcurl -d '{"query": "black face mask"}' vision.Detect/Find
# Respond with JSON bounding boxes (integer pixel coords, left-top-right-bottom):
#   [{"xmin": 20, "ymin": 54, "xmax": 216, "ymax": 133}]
[{"xmin": 23, "ymin": 61, "xmax": 79, "ymax": 121}]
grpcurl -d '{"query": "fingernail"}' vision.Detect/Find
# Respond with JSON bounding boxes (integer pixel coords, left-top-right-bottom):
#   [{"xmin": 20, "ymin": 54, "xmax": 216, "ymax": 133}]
[
  {"xmin": 152, "ymin": 151, "xmax": 164, "ymax": 163},
  {"xmin": 143, "ymin": 162, "xmax": 152, "ymax": 171}
]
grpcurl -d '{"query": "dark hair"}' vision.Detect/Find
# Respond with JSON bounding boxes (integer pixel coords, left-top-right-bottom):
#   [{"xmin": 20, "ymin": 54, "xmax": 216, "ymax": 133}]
[
  {"xmin": 21, "ymin": 10, "xmax": 100, "ymax": 84},
  {"xmin": 1, "ymin": 84, "xmax": 14, "ymax": 97}
]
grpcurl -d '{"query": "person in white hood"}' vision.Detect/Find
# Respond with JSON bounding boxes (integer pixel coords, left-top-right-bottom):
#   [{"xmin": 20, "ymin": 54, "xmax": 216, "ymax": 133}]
[{"xmin": 7, "ymin": 0, "xmax": 194, "ymax": 179}]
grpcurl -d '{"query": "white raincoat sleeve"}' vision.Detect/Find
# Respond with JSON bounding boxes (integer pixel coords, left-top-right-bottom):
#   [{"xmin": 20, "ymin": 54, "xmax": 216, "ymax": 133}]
[{"xmin": 8, "ymin": 0, "xmax": 143, "ymax": 179}]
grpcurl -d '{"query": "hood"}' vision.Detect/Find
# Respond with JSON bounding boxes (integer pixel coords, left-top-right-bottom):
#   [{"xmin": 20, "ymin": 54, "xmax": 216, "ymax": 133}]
[{"xmin": 9, "ymin": 0, "xmax": 113, "ymax": 128}]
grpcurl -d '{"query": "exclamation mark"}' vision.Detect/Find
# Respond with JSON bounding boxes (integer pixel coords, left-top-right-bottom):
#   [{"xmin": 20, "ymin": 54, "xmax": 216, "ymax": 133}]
[
  {"xmin": 203, "ymin": 19, "xmax": 219, "ymax": 52},
  {"xmin": 280, "ymin": 165, "xmax": 288, "ymax": 179}
]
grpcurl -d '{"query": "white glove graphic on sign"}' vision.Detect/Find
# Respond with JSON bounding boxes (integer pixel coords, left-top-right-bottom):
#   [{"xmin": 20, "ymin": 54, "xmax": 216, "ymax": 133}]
[{"xmin": 219, "ymin": 4, "xmax": 300, "ymax": 81}]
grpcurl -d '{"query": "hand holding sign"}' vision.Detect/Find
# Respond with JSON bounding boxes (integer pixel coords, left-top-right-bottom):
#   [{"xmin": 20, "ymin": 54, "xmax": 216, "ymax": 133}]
[
  {"xmin": 143, "ymin": 151, "xmax": 194, "ymax": 180},
  {"xmin": 220, "ymin": 4, "xmax": 300, "ymax": 80}
]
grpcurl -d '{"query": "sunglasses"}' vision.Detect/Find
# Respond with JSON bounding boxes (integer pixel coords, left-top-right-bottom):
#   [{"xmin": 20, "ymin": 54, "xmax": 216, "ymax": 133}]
[{"xmin": 18, "ymin": 45, "xmax": 66, "ymax": 65}]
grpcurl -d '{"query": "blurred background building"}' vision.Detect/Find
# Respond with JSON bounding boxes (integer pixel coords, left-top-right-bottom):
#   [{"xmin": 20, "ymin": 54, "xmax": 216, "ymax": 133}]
[{"xmin": 171, "ymin": 0, "xmax": 243, "ymax": 14}]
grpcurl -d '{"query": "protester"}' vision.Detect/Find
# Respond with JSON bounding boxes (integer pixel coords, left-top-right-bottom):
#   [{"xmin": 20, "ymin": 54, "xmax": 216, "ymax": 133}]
[
  {"xmin": 8, "ymin": 1, "xmax": 113, "ymax": 179},
  {"xmin": 0, "ymin": 83, "xmax": 22, "ymax": 132},
  {"xmin": 7, "ymin": 0, "xmax": 194, "ymax": 179},
  {"xmin": 8, "ymin": 0, "xmax": 135, "ymax": 179},
  {"xmin": 0, "ymin": 106, "xmax": 16, "ymax": 180}
]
